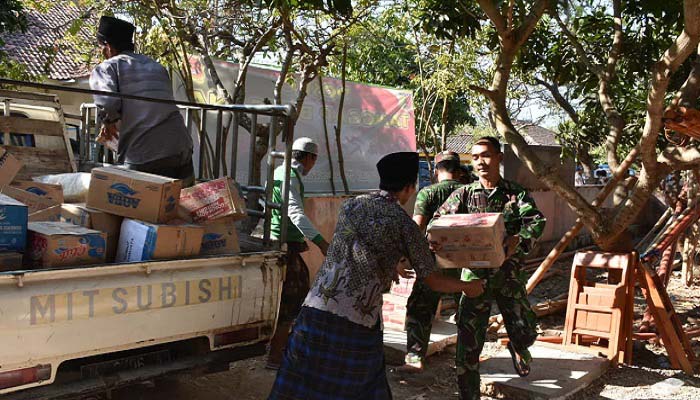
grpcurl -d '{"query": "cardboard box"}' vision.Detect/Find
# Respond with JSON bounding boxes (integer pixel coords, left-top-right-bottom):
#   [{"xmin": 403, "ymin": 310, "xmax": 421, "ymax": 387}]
[
  {"xmin": 116, "ymin": 219, "xmax": 204, "ymax": 262},
  {"xmin": 178, "ymin": 178, "xmax": 246, "ymax": 223},
  {"xmin": 0, "ymin": 185, "xmax": 56, "ymax": 214},
  {"xmin": 87, "ymin": 167, "xmax": 181, "ymax": 223},
  {"xmin": 0, "ymin": 252, "xmax": 23, "ymax": 271},
  {"xmin": 428, "ymin": 213, "xmax": 506, "ymax": 269},
  {"xmin": 28, "ymin": 205, "xmax": 62, "ymax": 222},
  {"xmin": 0, "ymin": 194, "xmax": 28, "ymax": 252},
  {"xmin": 61, "ymin": 204, "xmax": 123, "ymax": 262},
  {"xmin": 27, "ymin": 222, "xmax": 106, "ymax": 268},
  {"xmin": 0, "ymin": 148, "xmax": 22, "ymax": 186},
  {"xmin": 11, "ymin": 180, "xmax": 64, "ymax": 204},
  {"xmin": 200, "ymin": 219, "xmax": 240, "ymax": 255}
]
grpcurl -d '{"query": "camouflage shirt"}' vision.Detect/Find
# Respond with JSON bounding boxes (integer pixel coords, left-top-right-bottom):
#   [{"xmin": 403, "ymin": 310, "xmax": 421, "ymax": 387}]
[
  {"xmin": 432, "ymin": 178, "xmax": 546, "ymax": 263},
  {"xmin": 413, "ymin": 179, "xmax": 463, "ymax": 220}
]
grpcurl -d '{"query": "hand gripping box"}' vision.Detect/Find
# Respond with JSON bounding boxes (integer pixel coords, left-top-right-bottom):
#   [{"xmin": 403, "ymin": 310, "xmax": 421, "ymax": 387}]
[
  {"xmin": 0, "ymin": 193, "xmax": 28, "ymax": 252},
  {"xmin": 428, "ymin": 213, "xmax": 506, "ymax": 269},
  {"xmin": 27, "ymin": 221, "xmax": 106, "ymax": 268},
  {"xmin": 178, "ymin": 178, "xmax": 246, "ymax": 223},
  {"xmin": 87, "ymin": 167, "xmax": 182, "ymax": 224},
  {"xmin": 116, "ymin": 219, "xmax": 204, "ymax": 262}
]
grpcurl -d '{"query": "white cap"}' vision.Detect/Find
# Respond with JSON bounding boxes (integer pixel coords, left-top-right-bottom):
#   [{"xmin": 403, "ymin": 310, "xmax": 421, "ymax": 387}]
[{"xmin": 292, "ymin": 137, "xmax": 319, "ymax": 155}]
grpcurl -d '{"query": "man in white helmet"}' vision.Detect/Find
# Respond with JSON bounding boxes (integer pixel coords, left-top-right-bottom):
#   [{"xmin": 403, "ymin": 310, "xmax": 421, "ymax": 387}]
[{"xmin": 267, "ymin": 136, "xmax": 329, "ymax": 368}]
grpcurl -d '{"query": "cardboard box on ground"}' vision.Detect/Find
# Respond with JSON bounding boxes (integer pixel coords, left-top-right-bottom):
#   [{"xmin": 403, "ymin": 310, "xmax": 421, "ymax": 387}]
[
  {"xmin": 87, "ymin": 167, "xmax": 181, "ymax": 224},
  {"xmin": 428, "ymin": 213, "xmax": 506, "ymax": 269},
  {"xmin": 61, "ymin": 204, "xmax": 123, "ymax": 262},
  {"xmin": 116, "ymin": 219, "xmax": 204, "ymax": 262},
  {"xmin": 0, "ymin": 193, "xmax": 28, "ymax": 253},
  {"xmin": 11, "ymin": 180, "xmax": 64, "ymax": 204},
  {"xmin": 0, "ymin": 148, "xmax": 22, "ymax": 186},
  {"xmin": 26, "ymin": 221, "xmax": 106, "ymax": 268}
]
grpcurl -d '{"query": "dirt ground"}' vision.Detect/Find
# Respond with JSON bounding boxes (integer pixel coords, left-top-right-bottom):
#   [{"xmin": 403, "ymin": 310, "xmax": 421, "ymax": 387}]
[{"xmin": 108, "ymin": 259, "xmax": 700, "ymax": 400}]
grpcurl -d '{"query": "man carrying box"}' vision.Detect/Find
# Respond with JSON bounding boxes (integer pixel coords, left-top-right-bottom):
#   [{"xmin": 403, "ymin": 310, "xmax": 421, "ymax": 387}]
[
  {"xmin": 402, "ymin": 151, "xmax": 464, "ymax": 372},
  {"xmin": 267, "ymin": 137, "xmax": 330, "ymax": 368},
  {"xmin": 431, "ymin": 136, "xmax": 546, "ymax": 400}
]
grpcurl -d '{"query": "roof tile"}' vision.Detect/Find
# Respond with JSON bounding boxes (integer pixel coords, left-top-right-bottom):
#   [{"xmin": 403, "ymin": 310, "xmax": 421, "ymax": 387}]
[{"xmin": 1, "ymin": 4, "xmax": 96, "ymax": 80}]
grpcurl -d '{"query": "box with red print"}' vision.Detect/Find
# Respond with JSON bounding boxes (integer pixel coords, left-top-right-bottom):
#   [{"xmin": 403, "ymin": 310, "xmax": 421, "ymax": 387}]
[
  {"xmin": 27, "ymin": 221, "xmax": 106, "ymax": 268},
  {"xmin": 428, "ymin": 213, "xmax": 506, "ymax": 269}
]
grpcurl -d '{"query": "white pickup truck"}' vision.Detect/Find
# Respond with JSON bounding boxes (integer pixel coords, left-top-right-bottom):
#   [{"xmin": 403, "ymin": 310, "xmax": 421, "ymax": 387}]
[{"xmin": 0, "ymin": 86, "xmax": 295, "ymax": 398}]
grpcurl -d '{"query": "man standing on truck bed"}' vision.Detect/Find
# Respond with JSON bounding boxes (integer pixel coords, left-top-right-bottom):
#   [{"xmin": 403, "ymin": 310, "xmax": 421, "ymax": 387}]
[
  {"xmin": 431, "ymin": 136, "xmax": 546, "ymax": 400},
  {"xmin": 89, "ymin": 16, "xmax": 194, "ymax": 186},
  {"xmin": 267, "ymin": 137, "xmax": 330, "ymax": 369},
  {"xmin": 402, "ymin": 151, "xmax": 464, "ymax": 372}
]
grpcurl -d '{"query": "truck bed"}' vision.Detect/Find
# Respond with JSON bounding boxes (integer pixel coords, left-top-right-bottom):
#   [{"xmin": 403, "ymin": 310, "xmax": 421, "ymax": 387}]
[{"xmin": 0, "ymin": 245, "xmax": 284, "ymax": 395}]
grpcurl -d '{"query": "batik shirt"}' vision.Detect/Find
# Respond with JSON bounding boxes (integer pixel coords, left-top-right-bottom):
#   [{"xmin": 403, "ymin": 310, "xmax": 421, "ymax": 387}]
[
  {"xmin": 414, "ymin": 179, "xmax": 463, "ymax": 220},
  {"xmin": 432, "ymin": 178, "xmax": 546, "ymax": 264},
  {"xmin": 304, "ymin": 191, "xmax": 436, "ymax": 328}
]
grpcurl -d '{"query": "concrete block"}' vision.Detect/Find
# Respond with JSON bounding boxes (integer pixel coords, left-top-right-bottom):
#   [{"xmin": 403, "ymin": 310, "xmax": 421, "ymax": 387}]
[{"xmin": 480, "ymin": 343, "xmax": 609, "ymax": 400}]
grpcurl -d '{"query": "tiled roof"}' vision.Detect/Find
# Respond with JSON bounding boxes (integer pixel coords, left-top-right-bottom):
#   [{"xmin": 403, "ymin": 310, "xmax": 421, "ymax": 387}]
[
  {"xmin": 445, "ymin": 134, "xmax": 473, "ymax": 153},
  {"xmin": 1, "ymin": 4, "xmax": 95, "ymax": 80},
  {"xmin": 514, "ymin": 121, "xmax": 560, "ymax": 147},
  {"xmin": 442, "ymin": 122, "xmax": 560, "ymax": 153}
]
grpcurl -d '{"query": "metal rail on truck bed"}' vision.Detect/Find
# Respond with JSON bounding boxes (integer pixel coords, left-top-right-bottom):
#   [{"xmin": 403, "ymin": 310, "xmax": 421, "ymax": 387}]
[{"xmin": 0, "ymin": 79, "xmax": 297, "ymax": 396}]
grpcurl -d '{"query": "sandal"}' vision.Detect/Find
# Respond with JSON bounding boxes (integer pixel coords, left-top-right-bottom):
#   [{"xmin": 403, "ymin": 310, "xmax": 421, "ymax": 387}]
[{"xmin": 506, "ymin": 342, "xmax": 531, "ymax": 377}]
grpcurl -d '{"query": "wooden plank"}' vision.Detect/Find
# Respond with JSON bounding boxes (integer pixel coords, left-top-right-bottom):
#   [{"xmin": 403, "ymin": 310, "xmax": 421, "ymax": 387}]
[
  {"xmin": 3, "ymin": 145, "xmax": 71, "ymax": 179},
  {"xmin": 0, "ymin": 116, "xmax": 64, "ymax": 137},
  {"xmin": 572, "ymin": 328, "xmax": 612, "ymax": 339},
  {"xmin": 0, "ymin": 89, "xmax": 60, "ymax": 107},
  {"xmin": 636, "ymin": 263, "xmax": 694, "ymax": 374}
]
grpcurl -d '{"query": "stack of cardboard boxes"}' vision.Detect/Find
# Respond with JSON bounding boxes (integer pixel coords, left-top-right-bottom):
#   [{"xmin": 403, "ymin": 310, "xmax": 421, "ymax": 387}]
[{"xmin": 0, "ymin": 148, "xmax": 247, "ymax": 271}]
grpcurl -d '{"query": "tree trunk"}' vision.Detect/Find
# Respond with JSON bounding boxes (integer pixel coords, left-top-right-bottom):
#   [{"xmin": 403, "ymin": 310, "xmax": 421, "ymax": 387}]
[{"xmin": 318, "ymin": 74, "xmax": 336, "ymax": 195}]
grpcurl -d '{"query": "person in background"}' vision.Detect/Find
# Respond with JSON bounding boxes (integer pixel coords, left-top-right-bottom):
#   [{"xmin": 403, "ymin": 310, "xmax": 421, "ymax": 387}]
[
  {"xmin": 267, "ymin": 152, "xmax": 484, "ymax": 400},
  {"xmin": 90, "ymin": 16, "xmax": 194, "ymax": 185},
  {"xmin": 431, "ymin": 137, "xmax": 546, "ymax": 400},
  {"xmin": 574, "ymin": 166, "xmax": 585, "ymax": 186},
  {"xmin": 267, "ymin": 137, "xmax": 330, "ymax": 369},
  {"xmin": 402, "ymin": 151, "xmax": 464, "ymax": 372},
  {"xmin": 459, "ymin": 163, "xmax": 475, "ymax": 185}
]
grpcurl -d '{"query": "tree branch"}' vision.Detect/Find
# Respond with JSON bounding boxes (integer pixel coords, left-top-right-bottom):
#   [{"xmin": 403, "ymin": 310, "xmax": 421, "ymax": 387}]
[
  {"xmin": 534, "ymin": 77, "xmax": 578, "ymax": 123},
  {"xmin": 513, "ymin": 0, "xmax": 549, "ymax": 49},
  {"xmin": 600, "ymin": 0, "xmax": 625, "ymax": 170},
  {"xmin": 476, "ymin": 0, "xmax": 509, "ymax": 37},
  {"xmin": 553, "ymin": 11, "xmax": 601, "ymax": 76},
  {"xmin": 639, "ymin": 1, "xmax": 700, "ymax": 173}
]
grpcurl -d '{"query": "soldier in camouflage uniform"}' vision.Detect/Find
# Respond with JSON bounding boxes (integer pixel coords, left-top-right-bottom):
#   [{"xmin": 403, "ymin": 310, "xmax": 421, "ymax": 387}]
[
  {"xmin": 431, "ymin": 137, "xmax": 546, "ymax": 400},
  {"xmin": 402, "ymin": 151, "xmax": 464, "ymax": 371}
]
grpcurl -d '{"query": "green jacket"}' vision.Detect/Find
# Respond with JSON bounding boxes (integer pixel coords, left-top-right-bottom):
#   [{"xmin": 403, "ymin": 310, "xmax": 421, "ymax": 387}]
[{"xmin": 270, "ymin": 162, "xmax": 324, "ymax": 244}]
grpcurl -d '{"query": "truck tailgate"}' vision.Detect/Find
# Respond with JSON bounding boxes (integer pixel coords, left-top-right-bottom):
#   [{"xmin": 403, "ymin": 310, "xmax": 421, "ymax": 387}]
[{"xmin": 0, "ymin": 252, "xmax": 283, "ymax": 393}]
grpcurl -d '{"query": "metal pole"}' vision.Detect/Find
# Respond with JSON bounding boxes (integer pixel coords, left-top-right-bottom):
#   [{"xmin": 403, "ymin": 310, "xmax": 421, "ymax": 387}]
[
  {"xmin": 248, "ymin": 114, "xmax": 258, "ymax": 187},
  {"xmin": 263, "ymin": 116, "xmax": 278, "ymax": 245},
  {"xmin": 199, "ymin": 110, "xmax": 208, "ymax": 180},
  {"xmin": 279, "ymin": 114, "xmax": 295, "ymax": 247},
  {"xmin": 214, "ymin": 110, "xmax": 223, "ymax": 178},
  {"xmin": 230, "ymin": 112, "xmax": 239, "ymax": 179}
]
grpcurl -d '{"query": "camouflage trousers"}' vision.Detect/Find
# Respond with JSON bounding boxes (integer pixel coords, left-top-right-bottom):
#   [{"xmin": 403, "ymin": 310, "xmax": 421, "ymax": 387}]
[
  {"xmin": 456, "ymin": 261, "xmax": 538, "ymax": 400},
  {"xmin": 405, "ymin": 268, "xmax": 462, "ymax": 361}
]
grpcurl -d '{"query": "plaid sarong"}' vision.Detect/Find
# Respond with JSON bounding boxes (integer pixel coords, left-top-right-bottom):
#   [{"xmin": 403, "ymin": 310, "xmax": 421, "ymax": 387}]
[{"xmin": 268, "ymin": 306, "xmax": 392, "ymax": 400}]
